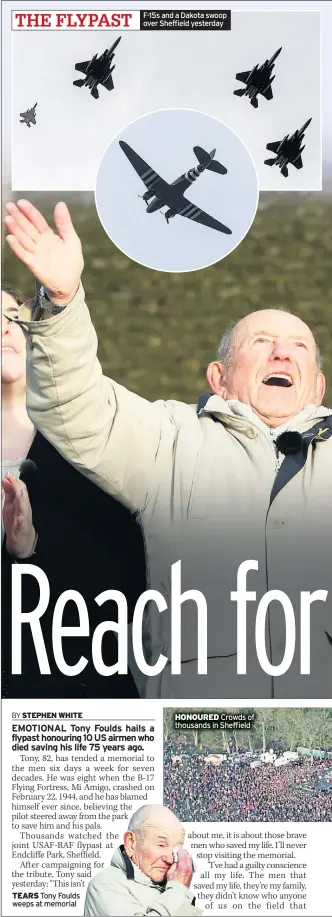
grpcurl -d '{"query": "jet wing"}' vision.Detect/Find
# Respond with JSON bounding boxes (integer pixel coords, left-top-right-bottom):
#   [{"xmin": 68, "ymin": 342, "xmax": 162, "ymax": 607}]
[
  {"xmin": 236, "ymin": 70, "xmax": 250, "ymax": 83},
  {"xmin": 261, "ymin": 84, "xmax": 273, "ymax": 100},
  {"xmin": 75, "ymin": 61, "xmax": 90, "ymax": 74},
  {"xmin": 101, "ymin": 68, "xmax": 115, "ymax": 91},
  {"xmin": 266, "ymin": 141, "xmax": 281, "ymax": 153},
  {"xmin": 177, "ymin": 199, "xmax": 232, "ymax": 235},
  {"xmin": 119, "ymin": 141, "xmax": 169, "ymax": 195},
  {"xmin": 292, "ymin": 154, "xmax": 303, "ymax": 170}
]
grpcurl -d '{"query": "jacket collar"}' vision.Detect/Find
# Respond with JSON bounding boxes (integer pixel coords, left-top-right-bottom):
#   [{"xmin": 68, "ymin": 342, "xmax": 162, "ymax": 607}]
[
  {"xmin": 197, "ymin": 393, "xmax": 332, "ymax": 438},
  {"xmin": 111, "ymin": 845, "xmax": 166, "ymax": 890}
]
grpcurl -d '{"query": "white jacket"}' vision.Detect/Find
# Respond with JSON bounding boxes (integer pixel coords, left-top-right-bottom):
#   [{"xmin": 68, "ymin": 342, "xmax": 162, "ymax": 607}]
[{"xmin": 84, "ymin": 846, "xmax": 202, "ymax": 916}]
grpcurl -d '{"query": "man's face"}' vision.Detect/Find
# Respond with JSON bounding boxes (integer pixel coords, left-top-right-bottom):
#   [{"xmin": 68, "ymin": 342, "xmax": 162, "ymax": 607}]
[
  {"xmin": 124, "ymin": 818, "xmax": 184, "ymax": 883},
  {"xmin": 2, "ymin": 291, "xmax": 26, "ymax": 384},
  {"xmin": 208, "ymin": 310, "xmax": 325, "ymax": 427}
]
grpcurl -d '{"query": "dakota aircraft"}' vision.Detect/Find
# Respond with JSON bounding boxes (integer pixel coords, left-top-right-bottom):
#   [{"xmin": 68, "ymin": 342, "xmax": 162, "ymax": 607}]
[
  {"xmin": 73, "ymin": 36, "xmax": 121, "ymax": 99},
  {"xmin": 19, "ymin": 103, "xmax": 37, "ymax": 127},
  {"xmin": 119, "ymin": 141, "xmax": 232, "ymax": 234},
  {"xmin": 265, "ymin": 118, "xmax": 312, "ymax": 177},
  {"xmin": 234, "ymin": 47, "xmax": 282, "ymax": 108}
]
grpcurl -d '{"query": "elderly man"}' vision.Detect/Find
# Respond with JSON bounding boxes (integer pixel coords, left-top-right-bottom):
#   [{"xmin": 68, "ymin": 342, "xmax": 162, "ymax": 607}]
[
  {"xmin": 5, "ymin": 200, "xmax": 332, "ymax": 698},
  {"xmin": 84, "ymin": 805, "xmax": 201, "ymax": 917}
]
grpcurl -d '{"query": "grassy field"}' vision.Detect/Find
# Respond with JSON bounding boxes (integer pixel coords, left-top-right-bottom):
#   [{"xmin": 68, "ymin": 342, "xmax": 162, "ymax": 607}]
[{"xmin": 3, "ymin": 190, "xmax": 332, "ymax": 402}]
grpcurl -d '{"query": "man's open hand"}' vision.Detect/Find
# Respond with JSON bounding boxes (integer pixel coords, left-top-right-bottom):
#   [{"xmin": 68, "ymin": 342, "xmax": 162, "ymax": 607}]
[
  {"xmin": 5, "ymin": 200, "xmax": 84, "ymax": 306},
  {"xmin": 2, "ymin": 475, "xmax": 36, "ymax": 559},
  {"xmin": 166, "ymin": 848, "xmax": 193, "ymax": 888}
]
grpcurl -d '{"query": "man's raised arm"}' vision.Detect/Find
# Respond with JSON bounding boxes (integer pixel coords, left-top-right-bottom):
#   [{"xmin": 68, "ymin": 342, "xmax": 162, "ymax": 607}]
[{"xmin": 5, "ymin": 200, "xmax": 173, "ymax": 512}]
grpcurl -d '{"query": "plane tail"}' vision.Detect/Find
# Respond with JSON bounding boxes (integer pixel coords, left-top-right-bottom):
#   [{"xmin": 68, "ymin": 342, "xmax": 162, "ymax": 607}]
[
  {"xmin": 250, "ymin": 96, "xmax": 259, "ymax": 109},
  {"xmin": 233, "ymin": 88, "xmax": 246, "ymax": 97},
  {"xmin": 264, "ymin": 157, "xmax": 277, "ymax": 167},
  {"xmin": 193, "ymin": 146, "xmax": 227, "ymax": 175},
  {"xmin": 281, "ymin": 165, "xmax": 289, "ymax": 178},
  {"xmin": 73, "ymin": 79, "xmax": 86, "ymax": 88}
]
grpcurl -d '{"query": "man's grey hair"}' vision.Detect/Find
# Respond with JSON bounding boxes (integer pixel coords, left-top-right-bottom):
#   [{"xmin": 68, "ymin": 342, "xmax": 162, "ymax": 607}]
[
  {"xmin": 127, "ymin": 806, "xmax": 152, "ymax": 838},
  {"xmin": 127, "ymin": 804, "xmax": 182, "ymax": 840},
  {"xmin": 217, "ymin": 309, "xmax": 322, "ymax": 371}
]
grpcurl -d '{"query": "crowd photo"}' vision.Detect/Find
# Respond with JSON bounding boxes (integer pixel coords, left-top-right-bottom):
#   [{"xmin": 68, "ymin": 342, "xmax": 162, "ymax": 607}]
[{"xmin": 164, "ymin": 708, "xmax": 332, "ymax": 823}]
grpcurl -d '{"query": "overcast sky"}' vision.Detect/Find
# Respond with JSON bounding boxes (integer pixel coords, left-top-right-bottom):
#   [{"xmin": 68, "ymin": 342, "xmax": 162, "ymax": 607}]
[
  {"xmin": 1, "ymin": 1, "xmax": 328, "ymax": 190},
  {"xmin": 95, "ymin": 109, "xmax": 259, "ymax": 272}
]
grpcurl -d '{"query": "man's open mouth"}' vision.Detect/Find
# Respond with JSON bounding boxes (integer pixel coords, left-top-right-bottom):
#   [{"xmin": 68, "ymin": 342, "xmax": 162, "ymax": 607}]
[{"xmin": 262, "ymin": 373, "xmax": 293, "ymax": 388}]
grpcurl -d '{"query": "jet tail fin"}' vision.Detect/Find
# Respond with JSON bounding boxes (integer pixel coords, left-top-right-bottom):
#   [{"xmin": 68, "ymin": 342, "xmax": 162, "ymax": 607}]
[
  {"xmin": 250, "ymin": 97, "xmax": 259, "ymax": 108},
  {"xmin": 264, "ymin": 157, "xmax": 277, "ymax": 167},
  {"xmin": 91, "ymin": 87, "xmax": 99, "ymax": 99},
  {"xmin": 73, "ymin": 79, "xmax": 86, "ymax": 88},
  {"xmin": 281, "ymin": 165, "xmax": 289, "ymax": 178},
  {"xmin": 233, "ymin": 88, "xmax": 246, "ymax": 97},
  {"xmin": 193, "ymin": 146, "xmax": 227, "ymax": 175}
]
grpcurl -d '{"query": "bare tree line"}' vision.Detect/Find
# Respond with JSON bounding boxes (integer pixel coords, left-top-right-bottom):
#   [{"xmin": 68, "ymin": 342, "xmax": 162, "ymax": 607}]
[{"xmin": 164, "ymin": 708, "xmax": 332, "ymax": 756}]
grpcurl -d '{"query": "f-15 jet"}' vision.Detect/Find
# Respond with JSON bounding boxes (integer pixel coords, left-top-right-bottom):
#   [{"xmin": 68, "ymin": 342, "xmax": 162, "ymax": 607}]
[
  {"xmin": 73, "ymin": 36, "xmax": 121, "ymax": 99},
  {"xmin": 265, "ymin": 118, "xmax": 312, "ymax": 177},
  {"xmin": 234, "ymin": 47, "xmax": 282, "ymax": 108},
  {"xmin": 19, "ymin": 103, "xmax": 37, "ymax": 127},
  {"xmin": 119, "ymin": 141, "xmax": 232, "ymax": 234}
]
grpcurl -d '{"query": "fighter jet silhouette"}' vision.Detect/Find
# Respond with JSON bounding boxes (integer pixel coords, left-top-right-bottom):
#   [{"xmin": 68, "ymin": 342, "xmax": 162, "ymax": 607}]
[
  {"xmin": 234, "ymin": 48, "xmax": 282, "ymax": 108},
  {"xmin": 73, "ymin": 37, "xmax": 121, "ymax": 99},
  {"xmin": 19, "ymin": 103, "xmax": 37, "ymax": 127},
  {"xmin": 119, "ymin": 141, "xmax": 232, "ymax": 234},
  {"xmin": 265, "ymin": 119, "xmax": 312, "ymax": 178}
]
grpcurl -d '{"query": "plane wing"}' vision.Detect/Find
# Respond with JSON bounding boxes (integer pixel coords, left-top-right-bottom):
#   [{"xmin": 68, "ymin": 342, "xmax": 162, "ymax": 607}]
[
  {"xmin": 236, "ymin": 70, "xmax": 250, "ymax": 83},
  {"xmin": 119, "ymin": 141, "xmax": 169, "ymax": 195},
  {"xmin": 75, "ymin": 61, "xmax": 90, "ymax": 74},
  {"xmin": 102, "ymin": 70, "xmax": 115, "ymax": 91},
  {"xmin": 177, "ymin": 199, "xmax": 232, "ymax": 235},
  {"xmin": 266, "ymin": 141, "xmax": 281, "ymax": 153},
  {"xmin": 261, "ymin": 84, "xmax": 273, "ymax": 100}
]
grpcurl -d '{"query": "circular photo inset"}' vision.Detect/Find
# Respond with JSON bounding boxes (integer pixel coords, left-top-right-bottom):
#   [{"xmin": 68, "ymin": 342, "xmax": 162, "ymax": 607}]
[{"xmin": 95, "ymin": 108, "xmax": 259, "ymax": 272}]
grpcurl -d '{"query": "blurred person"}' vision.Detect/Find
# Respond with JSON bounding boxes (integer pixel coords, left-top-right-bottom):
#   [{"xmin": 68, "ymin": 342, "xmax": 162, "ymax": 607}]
[
  {"xmin": 4, "ymin": 200, "xmax": 332, "ymax": 700},
  {"xmin": 84, "ymin": 804, "xmax": 201, "ymax": 916},
  {"xmin": 1, "ymin": 284, "xmax": 146, "ymax": 698}
]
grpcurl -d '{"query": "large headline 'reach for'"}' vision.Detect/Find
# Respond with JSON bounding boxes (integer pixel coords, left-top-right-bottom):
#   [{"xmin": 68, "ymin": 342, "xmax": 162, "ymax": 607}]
[{"xmin": 12, "ymin": 560, "xmax": 328, "ymax": 678}]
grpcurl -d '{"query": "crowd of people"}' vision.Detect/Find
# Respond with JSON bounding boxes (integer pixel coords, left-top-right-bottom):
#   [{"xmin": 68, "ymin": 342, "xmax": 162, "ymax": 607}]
[{"xmin": 164, "ymin": 743, "xmax": 332, "ymax": 822}]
